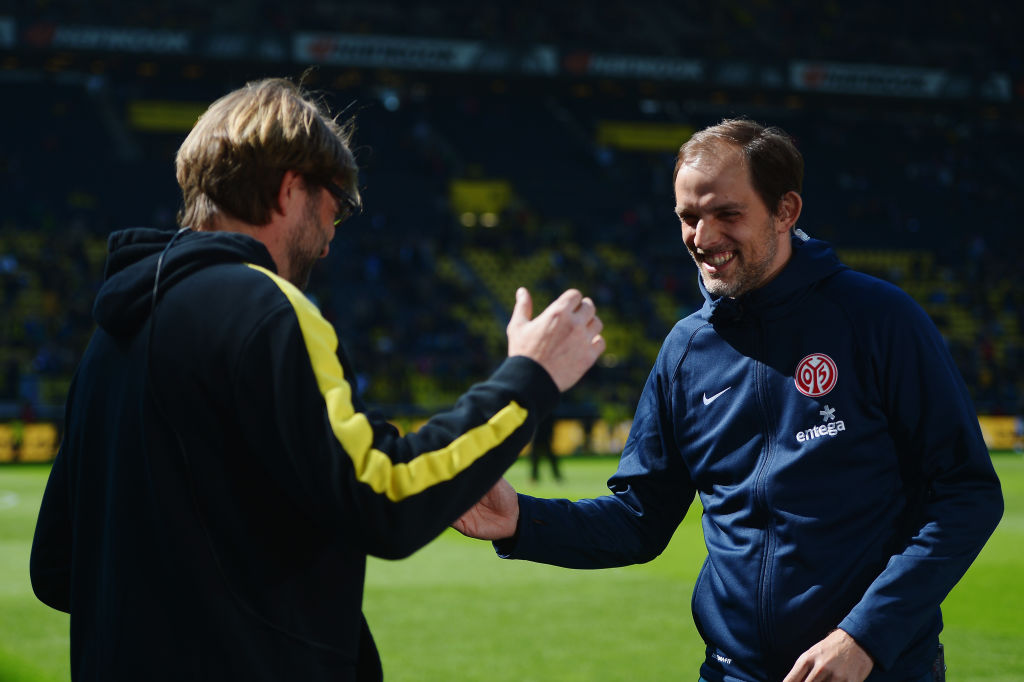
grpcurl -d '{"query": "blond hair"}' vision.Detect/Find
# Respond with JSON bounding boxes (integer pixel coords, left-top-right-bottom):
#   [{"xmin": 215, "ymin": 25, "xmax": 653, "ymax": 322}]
[{"xmin": 175, "ymin": 78, "xmax": 360, "ymax": 229}]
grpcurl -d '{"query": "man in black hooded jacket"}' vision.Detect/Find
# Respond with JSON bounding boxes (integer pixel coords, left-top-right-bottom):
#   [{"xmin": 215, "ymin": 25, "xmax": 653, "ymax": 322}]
[{"xmin": 29, "ymin": 77, "xmax": 605, "ymax": 681}]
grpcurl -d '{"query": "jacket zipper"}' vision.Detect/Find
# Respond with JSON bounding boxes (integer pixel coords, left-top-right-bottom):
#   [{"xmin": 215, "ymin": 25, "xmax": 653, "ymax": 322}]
[{"xmin": 752, "ymin": 319, "xmax": 777, "ymax": 662}]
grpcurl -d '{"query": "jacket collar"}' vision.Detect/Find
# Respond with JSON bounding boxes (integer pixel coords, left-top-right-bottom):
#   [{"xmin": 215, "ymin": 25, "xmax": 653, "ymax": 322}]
[{"xmin": 701, "ymin": 230, "xmax": 847, "ymax": 323}]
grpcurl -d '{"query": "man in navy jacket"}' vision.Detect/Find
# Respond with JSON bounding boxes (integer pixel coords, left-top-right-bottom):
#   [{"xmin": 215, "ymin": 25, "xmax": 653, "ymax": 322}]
[{"xmin": 456, "ymin": 119, "xmax": 1003, "ymax": 682}]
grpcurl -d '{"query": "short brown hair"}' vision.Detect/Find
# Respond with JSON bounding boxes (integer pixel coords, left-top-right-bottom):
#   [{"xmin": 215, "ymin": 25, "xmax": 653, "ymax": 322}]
[
  {"xmin": 175, "ymin": 77, "xmax": 360, "ymax": 229},
  {"xmin": 674, "ymin": 118, "xmax": 803, "ymax": 214}
]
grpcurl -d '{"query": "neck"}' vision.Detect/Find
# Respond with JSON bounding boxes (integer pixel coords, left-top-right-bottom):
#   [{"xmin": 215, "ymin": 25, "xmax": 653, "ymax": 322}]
[{"xmin": 203, "ymin": 213, "xmax": 290, "ymax": 280}]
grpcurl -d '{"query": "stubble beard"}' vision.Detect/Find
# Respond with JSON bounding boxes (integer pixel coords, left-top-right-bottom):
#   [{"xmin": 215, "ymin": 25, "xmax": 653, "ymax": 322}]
[
  {"xmin": 287, "ymin": 194, "xmax": 325, "ymax": 291},
  {"xmin": 694, "ymin": 217, "xmax": 779, "ymax": 298}
]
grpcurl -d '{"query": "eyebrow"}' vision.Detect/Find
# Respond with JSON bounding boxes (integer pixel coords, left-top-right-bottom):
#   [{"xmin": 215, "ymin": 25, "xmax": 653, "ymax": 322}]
[{"xmin": 674, "ymin": 201, "xmax": 745, "ymax": 216}]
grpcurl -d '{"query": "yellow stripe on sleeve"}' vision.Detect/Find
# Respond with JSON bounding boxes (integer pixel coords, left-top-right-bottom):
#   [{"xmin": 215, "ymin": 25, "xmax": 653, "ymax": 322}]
[{"xmin": 247, "ymin": 265, "xmax": 527, "ymax": 502}]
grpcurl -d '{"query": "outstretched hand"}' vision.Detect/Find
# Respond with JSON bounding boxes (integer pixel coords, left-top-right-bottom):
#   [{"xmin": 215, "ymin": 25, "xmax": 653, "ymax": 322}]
[
  {"xmin": 453, "ymin": 478, "xmax": 519, "ymax": 540},
  {"xmin": 782, "ymin": 628, "xmax": 874, "ymax": 682},
  {"xmin": 507, "ymin": 287, "xmax": 604, "ymax": 392}
]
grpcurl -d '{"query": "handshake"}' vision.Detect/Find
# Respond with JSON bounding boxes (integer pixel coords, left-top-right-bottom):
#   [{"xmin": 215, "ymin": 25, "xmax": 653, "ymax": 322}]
[{"xmin": 455, "ymin": 286, "xmax": 605, "ymax": 543}]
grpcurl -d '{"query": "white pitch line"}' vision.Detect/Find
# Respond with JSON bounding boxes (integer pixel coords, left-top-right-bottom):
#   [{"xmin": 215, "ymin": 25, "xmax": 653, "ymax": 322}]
[{"xmin": 0, "ymin": 490, "xmax": 19, "ymax": 511}]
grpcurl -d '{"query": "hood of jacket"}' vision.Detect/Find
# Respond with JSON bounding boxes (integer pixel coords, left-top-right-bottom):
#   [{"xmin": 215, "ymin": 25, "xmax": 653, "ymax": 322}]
[
  {"xmin": 700, "ymin": 229, "xmax": 848, "ymax": 324},
  {"xmin": 93, "ymin": 227, "xmax": 276, "ymax": 338}
]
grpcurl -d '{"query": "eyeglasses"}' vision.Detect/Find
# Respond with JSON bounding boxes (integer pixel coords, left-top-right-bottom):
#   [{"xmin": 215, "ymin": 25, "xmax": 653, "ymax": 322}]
[{"xmin": 324, "ymin": 181, "xmax": 361, "ymax": 227}]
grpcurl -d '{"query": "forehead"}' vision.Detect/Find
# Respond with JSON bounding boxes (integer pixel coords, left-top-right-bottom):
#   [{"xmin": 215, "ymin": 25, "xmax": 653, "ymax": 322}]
[{"xmin": 674, "ymin": 144, "xmax": 755, "ymax": 207}]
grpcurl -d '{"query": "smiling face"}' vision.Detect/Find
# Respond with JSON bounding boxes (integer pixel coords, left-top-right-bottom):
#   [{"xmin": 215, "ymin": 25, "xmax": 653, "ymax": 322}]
[{"xmin": 674, "ymin": 144, "xmax": 800, "ymax": 298}]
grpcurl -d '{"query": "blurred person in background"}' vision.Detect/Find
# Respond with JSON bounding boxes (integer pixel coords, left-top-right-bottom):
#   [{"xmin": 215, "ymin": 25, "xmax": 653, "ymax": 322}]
[
  {"xmin": 528, "ymin": 413, "xmax": 562, "ymax": 482},
  {"xmin": 456, "ymin": 118, "xmax": 1002, "ymax": 682},
  {"xmin": 29, "ymin": 77, "xmax": 605, "ymax": 681}
]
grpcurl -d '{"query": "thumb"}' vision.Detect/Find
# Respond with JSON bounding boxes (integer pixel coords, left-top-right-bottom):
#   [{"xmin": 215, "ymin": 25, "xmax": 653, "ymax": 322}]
[{"xmin": 509, "ymin": 287, "xmax": 533, "ymax": 328}]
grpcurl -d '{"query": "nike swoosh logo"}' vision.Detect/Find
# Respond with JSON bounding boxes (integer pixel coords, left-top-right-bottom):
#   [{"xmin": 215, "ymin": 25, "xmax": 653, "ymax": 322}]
[{"xmin": 702, "ymin": 387, "xmax": 732, "ymax": 406}]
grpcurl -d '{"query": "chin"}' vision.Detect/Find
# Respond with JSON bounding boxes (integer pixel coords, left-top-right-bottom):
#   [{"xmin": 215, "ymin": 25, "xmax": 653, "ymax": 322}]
[{"xmin": 703, "ymin": 277, "xmax": 733, "ymax": 297}]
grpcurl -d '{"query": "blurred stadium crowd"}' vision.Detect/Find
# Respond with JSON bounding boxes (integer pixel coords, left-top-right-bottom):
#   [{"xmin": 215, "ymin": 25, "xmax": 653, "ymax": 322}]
[{"xmin": 1, "ymin": 1, "xmax": 1022, "ymax": 426}]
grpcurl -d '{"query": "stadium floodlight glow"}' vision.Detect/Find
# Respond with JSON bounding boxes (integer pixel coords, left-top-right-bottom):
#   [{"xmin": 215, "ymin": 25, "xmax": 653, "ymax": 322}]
[
  {"xmin": 378, "ymin": 88, "xmax": 401, "ymax": 111},
  {"xmin": 460, "ymin": 212, "xmax": 477, "ymax": 227},
  {"xmin": 480, "ymin": 212, "xmax": 499, "ymax": 228},
  {"xmin": 639, "ymin": 99, "xmax": 660, "ymax": 115}
]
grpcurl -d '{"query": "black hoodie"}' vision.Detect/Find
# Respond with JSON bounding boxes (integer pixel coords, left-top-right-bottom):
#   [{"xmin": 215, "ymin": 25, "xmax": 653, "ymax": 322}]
[{"xmin": 31, "ymin": 227, "xmax": 559, "ymax": 681}]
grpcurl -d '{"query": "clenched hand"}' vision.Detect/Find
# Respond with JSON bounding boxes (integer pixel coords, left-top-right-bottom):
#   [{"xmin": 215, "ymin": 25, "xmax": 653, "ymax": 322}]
[{"xmin": 452, "ymin": 477, "xmax": 519, "ymax": 540}]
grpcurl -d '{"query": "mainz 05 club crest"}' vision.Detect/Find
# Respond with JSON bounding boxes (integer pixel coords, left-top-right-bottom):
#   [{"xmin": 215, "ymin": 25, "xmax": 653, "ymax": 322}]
[{"xmin": 794, "ymin": 353, "xmax": 838, "ymax": 397}]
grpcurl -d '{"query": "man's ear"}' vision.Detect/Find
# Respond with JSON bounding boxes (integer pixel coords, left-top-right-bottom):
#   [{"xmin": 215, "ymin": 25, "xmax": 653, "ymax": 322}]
[
  {"xmin": 775, "ymin": 191, "xmax": 803, "ymax": 232},
  {"xmin": 274, "ymin": 170, "xmax": 304, "ymax": 218}
]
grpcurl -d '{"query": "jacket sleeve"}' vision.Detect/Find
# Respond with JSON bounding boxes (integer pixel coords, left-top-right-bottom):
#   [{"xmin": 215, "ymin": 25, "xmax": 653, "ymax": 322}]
[
  {"xmin": 837, "ymin": 290, "xmax": 1003, "ymax": 670},
  {"xmin": 233, "ymin": 273, "xmax": 559, "ymax": 560},
  {"xmin": 29, "ymin": 378, "xmax": 76, "ymax": 613},
  {"xmin": 496, "ymin": 345, "xmax": 695, "ymax": 568}
]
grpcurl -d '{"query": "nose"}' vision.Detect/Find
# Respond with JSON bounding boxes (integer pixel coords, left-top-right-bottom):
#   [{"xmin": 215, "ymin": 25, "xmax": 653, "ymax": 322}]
[{"xmin": 692, "ymin": 217, "xmax": 719, "ymax": 251}]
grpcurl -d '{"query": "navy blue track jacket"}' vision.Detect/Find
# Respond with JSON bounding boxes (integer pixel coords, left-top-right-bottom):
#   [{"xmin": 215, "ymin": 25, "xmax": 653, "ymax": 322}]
[
  {"xmin": 30, "ymin": 228, "xmax": 559, "ymax": 681},
  {"xmin": 498, "ymin": 232, "xmax": 1003, "ymax": 681}
]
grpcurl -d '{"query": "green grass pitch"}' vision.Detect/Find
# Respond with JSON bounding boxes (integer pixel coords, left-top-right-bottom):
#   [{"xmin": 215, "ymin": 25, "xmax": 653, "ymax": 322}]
[{"xmin": 2, "ymin": 455, "xmax": 1022, "ymax": 681}]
